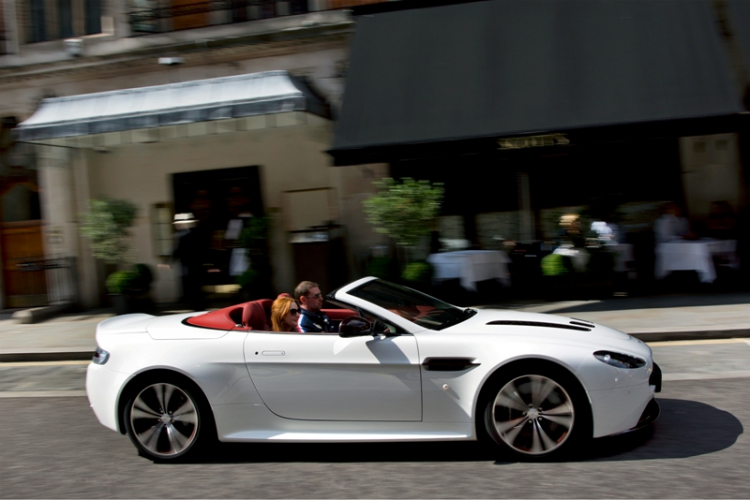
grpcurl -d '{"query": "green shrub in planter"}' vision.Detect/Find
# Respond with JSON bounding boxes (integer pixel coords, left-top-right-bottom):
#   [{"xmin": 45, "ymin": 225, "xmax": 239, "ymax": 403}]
[
  {"xmin": 106, "ymin": 270, "xmax": 139, "ymax": 295},
  {"xmin": 402, "ymin": 261, "xmax": 434, "ymax": 284},
  {"xmin": 366, "ymin": 256, "xmax": 397, "ymax": 280},
  {"xmin": 541, "ymin": 253, "xmax": 574, "ymax": 277},
  {"xmin": 106, "ymin": 264, "xmax": 154, "ymax": 295},
  {"xmin": 130, "ymin": 264, "xmax": 153, "ymax": 294}
]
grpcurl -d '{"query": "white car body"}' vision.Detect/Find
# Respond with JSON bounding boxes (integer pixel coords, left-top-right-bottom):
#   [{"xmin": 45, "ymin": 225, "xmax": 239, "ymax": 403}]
[{"xmin": 87, "ymin": 277, "xmax": 660, "ymax": 459}]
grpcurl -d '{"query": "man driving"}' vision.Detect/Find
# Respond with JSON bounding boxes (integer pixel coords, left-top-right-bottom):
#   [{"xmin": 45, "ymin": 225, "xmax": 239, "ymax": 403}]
[{"xmin": 295, "ymin": 281, "xmax": 336, "ymax": 333}]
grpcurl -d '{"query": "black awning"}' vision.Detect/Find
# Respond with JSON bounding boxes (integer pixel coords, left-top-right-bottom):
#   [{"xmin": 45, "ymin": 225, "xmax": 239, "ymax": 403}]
[{"xmin": 330, "ymin": 0, "xmax": 744, "ymax": 166}]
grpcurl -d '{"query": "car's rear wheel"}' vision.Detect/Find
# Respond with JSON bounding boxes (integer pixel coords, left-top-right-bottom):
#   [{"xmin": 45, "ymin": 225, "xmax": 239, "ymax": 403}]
[
  {"xmin": 484, "ymin": 367, "xmax": 590, "ymax": 460},
  {"xmin": 124, "ymin": 379, "xmax": 207, "ymax": 461}
]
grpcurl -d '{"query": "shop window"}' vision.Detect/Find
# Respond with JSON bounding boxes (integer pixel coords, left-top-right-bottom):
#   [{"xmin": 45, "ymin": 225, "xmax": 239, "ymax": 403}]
[
  {"xmin": 58, "ymin": 0, "xmax": 74, "ymax": 38},
  {"xmin": 85, "ymin": 0, "xmax": 102, "ymax": 34},
  {"xmin": 152, "ymin": 203, "xmax": 174, "ymax": 258},
  {"xmin": 28, "ymin": 0, "xmax": 47, "ymax": 42}
]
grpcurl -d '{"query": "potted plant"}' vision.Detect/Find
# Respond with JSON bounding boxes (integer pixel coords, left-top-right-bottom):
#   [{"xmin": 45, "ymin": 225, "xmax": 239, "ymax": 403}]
[
  {"xmin": 362, "ymin": 177, "xmax": 444, "ymax": 286},
  {"xmin": 235, "ymin": 215, "xmax": 273, "ymax": 301},
  {"xmin": 80, "ymin": 198, "xmax": 154, "ymax": 313}
]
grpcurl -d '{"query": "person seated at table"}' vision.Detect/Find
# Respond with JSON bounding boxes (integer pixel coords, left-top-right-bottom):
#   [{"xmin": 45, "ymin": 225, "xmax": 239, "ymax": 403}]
[
  {"xmin": 654, "ymin": 202, "xmax": 695, "ymax": 244},
  {"xmin": 707, "ymin": 201, "xmax": 737, "ymax": 240},
  {"xmin": 556, "ymin": 214, "xmax": 586, "ymax": 248},
  {"xmin": 270, "ymin": 295, "xmax": 301, "ymax": 332}
]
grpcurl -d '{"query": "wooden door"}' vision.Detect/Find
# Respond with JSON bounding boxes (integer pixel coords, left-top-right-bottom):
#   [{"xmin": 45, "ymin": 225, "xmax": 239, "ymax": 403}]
[
  {"xmin": 1, "ymin": 221, "xmax": 47, "ymax": 307},
  {"xmin": 171, "ymin": 0, "xmax": 209, "ymax": 30}
]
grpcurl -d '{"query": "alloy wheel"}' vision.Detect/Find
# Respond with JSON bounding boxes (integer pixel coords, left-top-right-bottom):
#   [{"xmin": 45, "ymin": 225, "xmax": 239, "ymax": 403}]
[
  {"xmin": 489, "ymin": 374, "xmax": 575, "ymax": 456},
  {"xmin": 129, "ymin": 382, "xmax": 199, "ymax": 458}
]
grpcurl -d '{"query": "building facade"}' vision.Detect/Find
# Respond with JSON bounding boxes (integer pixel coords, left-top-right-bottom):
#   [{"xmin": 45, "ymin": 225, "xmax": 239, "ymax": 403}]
[{"xmin": 1, "ymin": 0, "xmax": 392, "ymax": 309}]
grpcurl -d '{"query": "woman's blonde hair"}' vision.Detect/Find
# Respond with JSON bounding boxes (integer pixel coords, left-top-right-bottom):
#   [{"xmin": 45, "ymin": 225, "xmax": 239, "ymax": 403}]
[{"xmin": 271, "ymin": 296, "xmax": 298, "ymax": 332}]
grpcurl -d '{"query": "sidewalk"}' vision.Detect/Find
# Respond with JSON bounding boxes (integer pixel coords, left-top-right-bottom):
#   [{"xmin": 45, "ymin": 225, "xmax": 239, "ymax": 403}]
[{"xmin": 1, "ymin": 293, "xmax": 749, "ymax": 362}]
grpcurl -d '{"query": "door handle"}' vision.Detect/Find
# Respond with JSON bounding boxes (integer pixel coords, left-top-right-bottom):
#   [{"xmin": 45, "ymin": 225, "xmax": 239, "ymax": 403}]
[{"xmin": 261, "ymin": 350, "xmax": 285, "ymax": 356}]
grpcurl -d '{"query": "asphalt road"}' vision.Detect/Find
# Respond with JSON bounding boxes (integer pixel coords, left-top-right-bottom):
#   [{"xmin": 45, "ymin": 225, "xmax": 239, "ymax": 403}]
[{"xmin": 0, "ymin": 340, "xmax": 748, "ymax": 498}]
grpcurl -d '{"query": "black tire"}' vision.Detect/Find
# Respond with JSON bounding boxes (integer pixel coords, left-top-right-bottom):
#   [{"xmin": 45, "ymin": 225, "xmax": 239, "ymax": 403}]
[
  {"xmin": 123, "ymin": 375, "xmax": 213, "ymax": 461},
  {"xmin": 482, "ymin": 364, "xmax": 591, "ymax": 460}
]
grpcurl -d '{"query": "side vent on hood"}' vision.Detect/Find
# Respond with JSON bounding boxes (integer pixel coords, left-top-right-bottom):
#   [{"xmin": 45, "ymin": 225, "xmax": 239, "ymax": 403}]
[
  {"xmin": 570, "ymin": 318, "xmax": 595, "ymax": 328},
  {"xmin": 486, "ymin": 320, "xmax": 592, "ymax": 332}
]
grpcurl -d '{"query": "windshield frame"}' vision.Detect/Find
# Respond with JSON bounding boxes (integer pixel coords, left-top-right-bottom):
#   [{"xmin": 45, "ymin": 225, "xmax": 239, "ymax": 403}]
[{"xmin": 333, "ymin": 277, "xmax": 474, "ymax": 331}]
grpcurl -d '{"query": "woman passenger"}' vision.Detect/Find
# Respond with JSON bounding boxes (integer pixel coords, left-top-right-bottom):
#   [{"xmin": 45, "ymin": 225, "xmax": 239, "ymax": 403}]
[{"xmin": 270, "ymin": 296, "xmax": 301, "ymax": 332}]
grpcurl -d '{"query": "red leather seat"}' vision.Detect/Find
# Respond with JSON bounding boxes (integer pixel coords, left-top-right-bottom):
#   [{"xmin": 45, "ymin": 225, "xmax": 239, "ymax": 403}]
[{"xmin": 243, "ymin": 300, "xmax": 269, "ymax": 330}]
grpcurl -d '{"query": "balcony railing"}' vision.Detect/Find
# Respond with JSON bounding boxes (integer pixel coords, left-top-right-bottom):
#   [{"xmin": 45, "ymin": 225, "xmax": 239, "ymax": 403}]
[{"xmin": 128, "ymin": 0, "xmax": 393, "ymax": 34}]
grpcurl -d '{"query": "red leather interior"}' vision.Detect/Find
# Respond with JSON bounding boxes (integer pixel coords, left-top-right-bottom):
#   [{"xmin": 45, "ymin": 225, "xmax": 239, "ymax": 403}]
[
  {"xmin": 323, "ymin": 309, "xmax": 357, "ymax": 321},
  {"xmin": 187, "ymin": 299, "xmax": 272, "ymax": 331},
  {"xmin": 186, "ymin": 300, "xmax": 352, "ymax": 331}
]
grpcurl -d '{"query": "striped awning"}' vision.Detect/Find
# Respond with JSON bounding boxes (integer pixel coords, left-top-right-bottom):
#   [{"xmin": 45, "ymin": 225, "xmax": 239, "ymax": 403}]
[{"xmin": 15, "ymin": 70, "xmax": 330, "ymax": 145}]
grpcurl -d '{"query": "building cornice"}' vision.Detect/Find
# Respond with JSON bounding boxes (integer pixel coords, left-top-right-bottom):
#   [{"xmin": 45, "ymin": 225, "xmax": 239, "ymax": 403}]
[{"xmin": 0, "ymin": 21, "xmax": 353, "ymax": 84}]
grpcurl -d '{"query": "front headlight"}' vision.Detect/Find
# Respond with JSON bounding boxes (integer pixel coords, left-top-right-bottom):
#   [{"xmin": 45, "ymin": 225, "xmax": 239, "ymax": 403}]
[
  {"xmin": 92, "ymin": 347, "xmax": 110, "ymax": 365},
  {"xmin": 594, "ymin": 350, "xmax": 646, "ymax": 369}
]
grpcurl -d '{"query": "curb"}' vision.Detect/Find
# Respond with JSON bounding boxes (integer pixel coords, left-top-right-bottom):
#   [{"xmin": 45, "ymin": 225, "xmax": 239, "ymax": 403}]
[{"xmin": 11, "ymin": 302, "xmax": 76, "ymax": 324}]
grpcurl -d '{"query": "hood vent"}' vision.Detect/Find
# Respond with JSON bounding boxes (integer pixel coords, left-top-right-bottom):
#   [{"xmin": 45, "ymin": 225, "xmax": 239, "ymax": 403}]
[{"xmin": 487, "ymin": 320, "xmax": 591, "ymax": 332}]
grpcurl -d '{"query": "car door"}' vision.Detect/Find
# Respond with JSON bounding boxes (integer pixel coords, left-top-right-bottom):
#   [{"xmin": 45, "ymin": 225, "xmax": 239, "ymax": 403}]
[{"xmin": 243, "ymin": 331, "xmax": 422, "ymax": 421}]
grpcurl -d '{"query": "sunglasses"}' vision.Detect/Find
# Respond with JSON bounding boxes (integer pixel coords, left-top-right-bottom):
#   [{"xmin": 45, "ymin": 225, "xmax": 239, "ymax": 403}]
[
  {"xmin": 289, "ymin": 308, "xmax": 300, "ymax": 315},
  {"xmin": 308, "ymin": 293, "xmax": 323, "ymax": 299}
]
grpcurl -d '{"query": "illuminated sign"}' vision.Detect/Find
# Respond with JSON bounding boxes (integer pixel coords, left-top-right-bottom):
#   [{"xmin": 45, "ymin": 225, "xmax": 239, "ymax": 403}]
[{"xmin": 498, "ymin": 133, "xmax": 570, "ymax": 149}]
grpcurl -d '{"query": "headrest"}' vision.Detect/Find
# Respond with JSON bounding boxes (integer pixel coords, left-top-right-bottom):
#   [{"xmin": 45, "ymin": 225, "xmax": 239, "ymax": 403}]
[{"xmin": 243, "ymin": 301, "xmax": 269, "ymax": 331}]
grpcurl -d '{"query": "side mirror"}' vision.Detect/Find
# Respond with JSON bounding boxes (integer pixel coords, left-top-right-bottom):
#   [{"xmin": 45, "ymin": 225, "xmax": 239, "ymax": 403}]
[{"xmin": 339, "ymin": 316, "xmax": 372, "ymax": 338}]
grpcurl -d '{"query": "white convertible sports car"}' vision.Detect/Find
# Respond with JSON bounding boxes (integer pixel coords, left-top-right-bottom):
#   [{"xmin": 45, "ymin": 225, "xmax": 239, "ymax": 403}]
[{"xmin": 86, "ymin": 276, "xmax": 661, "ymax": 461}]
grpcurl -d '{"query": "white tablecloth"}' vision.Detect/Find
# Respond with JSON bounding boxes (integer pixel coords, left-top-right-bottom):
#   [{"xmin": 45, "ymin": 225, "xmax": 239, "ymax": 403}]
[
  {"xmin": 654, "ymin": 239, "xmax": 738, "ymax": 283},
  {"xmin": 427, "ymin": 250, "xmax": 511, "ymax": 291},
  {"xmin": 553, "ymin": 244, "xmax": 634, "ymax": 273}
]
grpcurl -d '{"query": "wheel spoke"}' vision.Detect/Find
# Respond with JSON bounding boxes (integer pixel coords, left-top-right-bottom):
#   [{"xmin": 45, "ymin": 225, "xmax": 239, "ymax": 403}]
[
  {"xmin": 530, "ymin": 375, "xmax": 556, "ymax": 407},
  {"xmin": 132, "ymin": 399, "xmax": 161, "ymax": 419},
  {"xmin": 165, "ymin": 424, "xmax": 190, "ymax": 453},
  {"xmin": 496, "ymin": 383, "xmax": 529, "ymax": 413},
  {"xmin": 173, "ymin": 408, "xmax": 197, "ymax": 425},
  {"xmin": 139, "ymin": 422, "xmax": 164, "ymax": 452},
  {"xmin": 542, "ymin": 413, "xmax": 573, "ymax": 429},
  {"xmin": 502, "ymin": 419, "xmax": 525, "ymax": 446},
  {"xmin": 494, "ymin": 415, "xmax": 527, "ymax": 434},
  {"xmin": 132, "ymin": 406, "xmax": 161, "ymax": 420},
  {"xmin": 541, "ymin": 403, "xmax": 572, "ymax": 416},
  {"xmin": 163, "ymin": 384, "xmax": 175, "ymax": 411},
  {"xmin": 534, "ymin": 419, "xmax": 558, "ymax": 452},
  {"xmin": 530, "ymin": 421, "xmax": 543, "ymax": 453}
]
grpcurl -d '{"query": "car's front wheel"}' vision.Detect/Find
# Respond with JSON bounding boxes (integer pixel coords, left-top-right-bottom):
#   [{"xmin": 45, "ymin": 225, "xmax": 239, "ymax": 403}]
[
  {"xmin": 484, "ymin": 367, "xmax": 590, "ymax": 460},
  {"xmin": 124, "ymin": 378, "xmax": 208, "ymax": 461}
]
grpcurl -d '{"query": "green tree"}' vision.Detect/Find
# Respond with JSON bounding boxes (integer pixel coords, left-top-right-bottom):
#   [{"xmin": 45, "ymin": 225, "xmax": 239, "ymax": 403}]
[
  {"xmin": 362, "ymin": 177, "xmax": 444, "ymax": 248},
  {"xmin": 79, "ymin": 198, "xmax": 138, "ymax": 266}
]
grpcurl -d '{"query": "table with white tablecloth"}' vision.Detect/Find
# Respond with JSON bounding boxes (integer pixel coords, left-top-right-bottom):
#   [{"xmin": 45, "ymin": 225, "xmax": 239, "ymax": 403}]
[
  {"xmin": 427, "ymin": 250, "xmax": 511, "ymax": 291},
  {"xmin": 654, "ymin": 239, "xmax": 738, "ymax": 283},
  {"xmin": 552, "ymin": 243, "xmax": 634, "ymax": 274}
]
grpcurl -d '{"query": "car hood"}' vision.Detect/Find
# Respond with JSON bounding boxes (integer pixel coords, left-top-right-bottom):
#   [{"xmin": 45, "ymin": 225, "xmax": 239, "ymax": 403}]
[{"xmin": 446, "ymin": 308, "xmax": 647, "ymax": 353}]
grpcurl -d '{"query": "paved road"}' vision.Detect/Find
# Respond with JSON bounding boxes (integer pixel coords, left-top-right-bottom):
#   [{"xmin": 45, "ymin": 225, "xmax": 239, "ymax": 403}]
[{"xmin": 1, "ymin": 340, "xmax": 748, "ymax": 498}]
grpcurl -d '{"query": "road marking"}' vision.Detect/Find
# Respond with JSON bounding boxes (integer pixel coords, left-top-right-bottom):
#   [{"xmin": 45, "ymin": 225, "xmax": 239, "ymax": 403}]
[
  {"xmin": 0, "ymin": 390, "xmax": 86, "ymax": 398},
  {"xmin": 0, "ymin": 360, "xmax": 89, "ymax": 367},
  {"xmin": 648, "ymin": 338, "xmax": 750, "ymax": 347},
  {"xmin": 663, "ymin": 370, "xmax": 750, "ymax": 381}
]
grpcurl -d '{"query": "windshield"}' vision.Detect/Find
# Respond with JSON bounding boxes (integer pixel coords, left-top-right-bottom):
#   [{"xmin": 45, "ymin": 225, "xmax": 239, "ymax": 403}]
[{"xmin": 346, "ymin": 279, "xmax": 475, "ymax": 330}]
